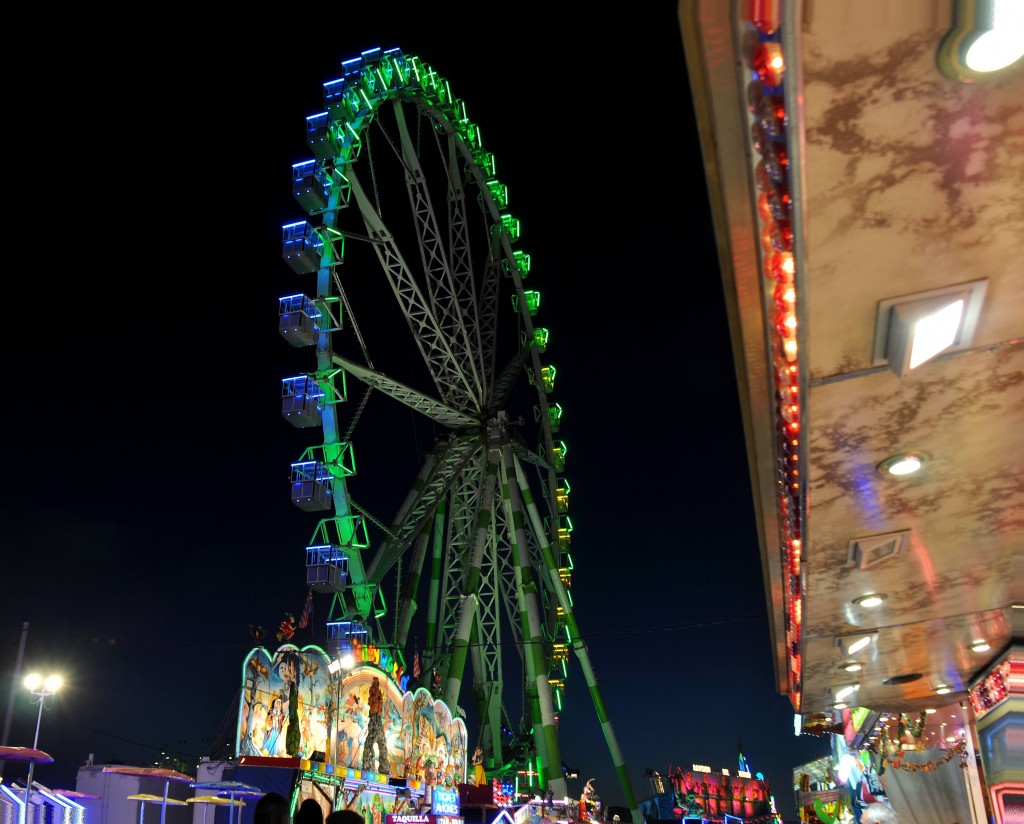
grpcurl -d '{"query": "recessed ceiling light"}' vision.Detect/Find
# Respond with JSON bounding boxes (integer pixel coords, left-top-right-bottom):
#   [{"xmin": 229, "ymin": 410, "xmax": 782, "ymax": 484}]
[
  {"xmin": 854, "ymin": 593, "xmax": 888, "ymax": 608},
  {"xmin": 935, "ymin": 684, "xmax": 952, "ymax": 695},
  {"xmin": 970, "ymin": 639, "xmax": 991, "ymax": 652},
  {"xmin": 833, "ymin": 702, "xmax": 848, "ymax": 710},
  {"xmin": 842, "ymin": 661, "xmax": 863, "ymax": 672},
  {"xmin": 877, "ymin": 452, "xmax": 928, "ymax": 476},
  {"xmin": 925, "ymin": 708, "xmax": 937, "ymax": 714}
]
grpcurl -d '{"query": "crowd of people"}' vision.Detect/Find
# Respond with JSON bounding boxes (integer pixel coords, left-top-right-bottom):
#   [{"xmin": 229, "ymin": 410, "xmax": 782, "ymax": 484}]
[{"xmin": 253, "ymin": 785, "xmax": 903, "ymax": 824}]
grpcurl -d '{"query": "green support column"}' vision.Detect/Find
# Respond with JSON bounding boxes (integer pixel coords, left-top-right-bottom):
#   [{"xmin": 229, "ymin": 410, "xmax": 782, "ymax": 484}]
[
  {"xmin": 424, "ymin": 501, "xmax": 445, "ymax": 661},
  {"xmin": 513, "ymin": 454, "xmax": 640, "ymax": 823},
  {"xmin": 444, "ymin": 593, "xmax": 478, "ymax": 709},
  {"xmin": 501, "ymin": 444, "xmax": 564, "ymax": 797}
]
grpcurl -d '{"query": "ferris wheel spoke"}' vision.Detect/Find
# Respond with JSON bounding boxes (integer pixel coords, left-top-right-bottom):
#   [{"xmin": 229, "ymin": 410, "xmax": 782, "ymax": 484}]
[
  {"xmin": 348, "ymin": 168, "xmax": 479, "ymax": 408},
  {"xmin": 476, "ymin": 250, "xmax": 503, "ymax": 400},
  {"xmin": 330, "ymin": 352, "xmax": 476, "ymax": 429},
  {"xmin": 365, "ymin": 436, "xmax": 481, "ymax": 584},
  {"xmin": 510, "ymin": 440, "xmax": 549, "ymax": 470},
  {"xmin": 443, "ymin": 135, "xmax": 490, "ymax": 396},
  {"xmin": 392, "ymin": 101, "xmax": 486, "ymax": 407},
  {"xmin": 490, "ymin": 342, "xmax": 532, "ymax": 411}
]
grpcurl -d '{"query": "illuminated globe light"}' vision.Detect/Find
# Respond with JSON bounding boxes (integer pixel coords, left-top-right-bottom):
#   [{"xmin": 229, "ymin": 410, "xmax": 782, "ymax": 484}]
[
  {"xmin": 765, "ymin": 250, "xmax": 795, "ymax": 283},
  {"xmin": 750, "ymin": 0, "xmax": 781, "ymax": 34},
  {"xmin": 753, "ymin": 41, "xmax": 785, "ymax": 87},
  {"xmin": 783, "ymin": 337, "xmax": 799, "ymax": 361},
  {"xmin": 774, "ymin": 282, "xmax": 797, "ymax": 313},
  {"xmin": 777, "ymin": 359, "xmax": 799, "ymax": 386}
]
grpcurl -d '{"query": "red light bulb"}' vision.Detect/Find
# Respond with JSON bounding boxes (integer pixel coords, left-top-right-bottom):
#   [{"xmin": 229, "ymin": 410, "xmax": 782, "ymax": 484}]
[
  {"xmin": 763, "ymin": 143, "xmax": 789, "ymax": 183},
  {"xmin": 749, "ymin": 0, "xmax": 781, "ymax": 35},
  {"xmin": 767, "ymin": 181, "xmax": 792, "ymax": 220},
  {"xmin": 753, "ymin": 42, "xmax": 785, "ymax": 87},
  {"xmin": 758, "ymin": 94, "xmax": 787, "ymax": 139},
  {"xmin": 765, "ymin": 250, "xmax": 795, "ymax": 282},
  {"xmin": 771, "ymin": 218, "xmax": 793, "ymax": 251}
]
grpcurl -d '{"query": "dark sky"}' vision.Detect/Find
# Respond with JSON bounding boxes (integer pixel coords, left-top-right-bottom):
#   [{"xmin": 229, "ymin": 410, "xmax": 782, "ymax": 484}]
[{"xmin": 1, "ymin": 5, "xmax": 828, "ymax": 823}]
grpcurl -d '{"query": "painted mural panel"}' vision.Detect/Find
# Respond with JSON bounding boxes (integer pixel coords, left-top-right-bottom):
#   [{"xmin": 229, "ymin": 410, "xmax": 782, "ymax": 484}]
[
  {"xmin": 338, "ymin": 675, "xmax": 467, "ymax": 786},
  {"xmin": 237, "ymin": 645, "xmax": 332, "ymax": 759},
  {"xmin": 236, "ymin": 648, "xmax": 467, "ymax": 787}
]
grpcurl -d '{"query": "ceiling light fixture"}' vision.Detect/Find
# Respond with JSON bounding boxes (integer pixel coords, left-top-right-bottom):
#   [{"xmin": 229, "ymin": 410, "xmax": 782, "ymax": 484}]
[
  {"xmin": 842, "ymin": 661, "xmax": 863, "ymax": 673},
  {"xmin": 938, "ymin": 0, "xmax": 1024, "ymax": 81},
  {"xmin": 877, "ymin": 452, "xmax": 928, "ymax": 477},
  {"xmin": 935, "ymin": 684, "xmax": 953, "ymax": 695},
  {"xmin": 970, "ymin": 639, "xmax": 991, "ymax": 652},
  {"xmin": 835, "ymin": 684, "xmax": 860, "ymax": 702},
  {"xmin": 872, "ymin": 280, "xmax": 988, "ymax": 376},
  {"xmin": 854, "ymin": 593, "xmax": 888, "ymax": 608},
  {"xmin": 836, "ymin": 633, "xmax": 878, "ymax": 657}
]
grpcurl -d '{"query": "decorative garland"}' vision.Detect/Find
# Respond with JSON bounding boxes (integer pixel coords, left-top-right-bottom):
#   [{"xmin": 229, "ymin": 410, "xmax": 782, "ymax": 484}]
[
  {"xmin": 898, "ymin": 711, "xmax": 927, "ymax": 740},
  {"xmin": 885, "ymin": 739, "xmax": 967, "ymax": 772}
]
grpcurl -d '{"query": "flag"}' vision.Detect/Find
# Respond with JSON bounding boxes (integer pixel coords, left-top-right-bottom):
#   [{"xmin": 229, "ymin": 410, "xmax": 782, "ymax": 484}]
[
  {"xmin": 413, "ymin": 650, "xmax": 421, "ymax": 679},
  {"xmin": 298, "ymin": 587, "xmax": 314, "ymax": 629}
]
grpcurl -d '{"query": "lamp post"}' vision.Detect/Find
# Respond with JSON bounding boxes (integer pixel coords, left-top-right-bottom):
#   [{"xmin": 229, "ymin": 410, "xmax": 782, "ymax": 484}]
[{"xmin": 22, "ymin": 673, "xmax": 62, "ymax": 824}]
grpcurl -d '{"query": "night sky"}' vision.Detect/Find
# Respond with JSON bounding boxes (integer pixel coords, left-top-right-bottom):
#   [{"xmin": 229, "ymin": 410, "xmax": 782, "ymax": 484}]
[{"xmin": 1, "ymin": 5, "xmax": 829, "ymax": 823}]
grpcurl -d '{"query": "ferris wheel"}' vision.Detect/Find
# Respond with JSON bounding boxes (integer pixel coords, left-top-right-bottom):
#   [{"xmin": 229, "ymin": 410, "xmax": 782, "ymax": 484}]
[{"xmin": 277, "ymin": 47, "xmax": 631, "ymax": 806}]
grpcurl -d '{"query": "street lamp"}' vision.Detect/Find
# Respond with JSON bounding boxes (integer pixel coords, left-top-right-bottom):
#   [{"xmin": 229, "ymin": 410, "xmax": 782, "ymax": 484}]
[{"xmin": 22, "ymin": 673, "xmax": 62, "ymax": 824}]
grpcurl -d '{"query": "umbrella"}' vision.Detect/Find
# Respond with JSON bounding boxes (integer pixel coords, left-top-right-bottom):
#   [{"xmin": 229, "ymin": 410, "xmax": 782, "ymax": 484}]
[
  {"xmin": 127, "ymin": 793, "xmax": 186, "ymax": 824},
  {"xmin": 1, "ymin": 745, "xmax": 57, "ymax": 824},
  {"xmin": 190, "ymin": 782, "xmax": 263, "ymax": 824},
  {"xmin": 106, "ymin": 767, "xmax": 195, "ymax": 824},
  {"xmin": 187, "ymin": 795, "xmax": 246, "ymax": 824},
  {"xmin": 0, "ymin": 747, "xmax": 54, "ymax": 765}
]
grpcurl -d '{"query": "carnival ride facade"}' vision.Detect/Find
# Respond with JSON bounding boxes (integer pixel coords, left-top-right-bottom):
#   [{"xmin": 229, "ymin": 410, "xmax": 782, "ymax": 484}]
[
  {"xmin": 254, "ymin": 45, "xmax": 636, "ymax": 818},
  {"xmin": 638, "ymin": 758, "xmax": 782, "ymax": 824}
]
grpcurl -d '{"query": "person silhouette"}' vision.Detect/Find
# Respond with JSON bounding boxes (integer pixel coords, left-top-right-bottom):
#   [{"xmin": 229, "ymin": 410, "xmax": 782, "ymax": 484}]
[
  {"xmin": 254, "ymin": 793, "xmax": 290, "ymax": 824},
  {"xmin": 295, "ymin": 799, "xmax": 324, "ymax": 824}
]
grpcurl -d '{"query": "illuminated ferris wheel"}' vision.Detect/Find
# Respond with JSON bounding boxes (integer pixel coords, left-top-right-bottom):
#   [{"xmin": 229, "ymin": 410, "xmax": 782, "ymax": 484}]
[{"xmin": 276, "ymin": 47, "xmax": 628, "ymax": 802}]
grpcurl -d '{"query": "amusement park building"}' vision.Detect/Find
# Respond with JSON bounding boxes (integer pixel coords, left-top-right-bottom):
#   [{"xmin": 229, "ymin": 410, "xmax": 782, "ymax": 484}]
[{"xmin": 675, "ymin": 2, "xmax": 1022, "ymax": 823}]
